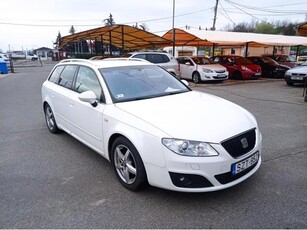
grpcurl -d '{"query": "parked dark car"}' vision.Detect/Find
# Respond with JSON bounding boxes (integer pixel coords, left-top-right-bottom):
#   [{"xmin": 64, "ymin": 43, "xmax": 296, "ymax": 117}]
[
  {"xmin": 263, "ymin": 55, "xmax": 297, "ymax": 68},
  {"xmin": 247, "ymin": 56, "xmax": 290, "ymax": 78},
  {"xmin": 211, "ymin": 55, "xmax": 262, "ymax": 80}
]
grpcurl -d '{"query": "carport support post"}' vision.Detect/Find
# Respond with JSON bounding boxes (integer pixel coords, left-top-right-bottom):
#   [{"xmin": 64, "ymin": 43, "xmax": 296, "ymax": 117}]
[
  {"xmin": 245, "ymin": 42, "xmax": 249, "ymax": 57},
  {"xmin": 121, "ymin": 25, "xmax": 125, "ymax": 55},
  {"xmin": 101, "ymin": 35, "xmax": 104, "ymax": 55},
  {"xmin": 212, "ymin": 43, "xmax": 216, "ymax": 57},
  {"xmin": 296, "ymin": 45, "xmax": 300, "ymax": 60},
  {"xmin": 109, "ymin": 31, "xmax": 112, "ymax": 56},
  {"xmin": 95, "ymin": 39, "xmax": 98, "ymax": 55}
]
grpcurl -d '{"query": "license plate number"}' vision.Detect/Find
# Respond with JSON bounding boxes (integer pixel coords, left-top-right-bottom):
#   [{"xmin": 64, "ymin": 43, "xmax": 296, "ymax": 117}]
[
  {"xmin": 217, "ymin": 74, "xmax": 226, "ymax": 78},
  {"xmin": 231, "ymin": 152, "xmax": 259, "ymax": 175},
  {"xmin": 291, "ymin": 76, "xmax": 303, "ymax": 80}
]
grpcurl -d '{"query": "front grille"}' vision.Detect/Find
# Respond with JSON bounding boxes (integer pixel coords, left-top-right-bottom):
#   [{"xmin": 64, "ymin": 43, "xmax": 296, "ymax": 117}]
[
  {"xmin": 215, "ymin": 70, "xmax": 226, "ymax": 73},
  {"xmin": 291, "ymin": 73, "xmax": 307, "ymax": 77},
  {"xmin": 221, "ymin": 129, "xmax": 256, "ymax": 158},
  {"xmin": 213, "ymin": 75, "xmax": 227, "ymax": 79}
]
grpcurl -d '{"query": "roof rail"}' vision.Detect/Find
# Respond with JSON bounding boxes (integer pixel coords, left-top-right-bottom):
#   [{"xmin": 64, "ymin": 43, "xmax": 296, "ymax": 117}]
[
  {"xmin": 102, "ymin": 57, "xmax": 149, "ymax": 63},
  {"xmin": 59, "ymin": 59, "xmax": 92, "ymax": 64}
]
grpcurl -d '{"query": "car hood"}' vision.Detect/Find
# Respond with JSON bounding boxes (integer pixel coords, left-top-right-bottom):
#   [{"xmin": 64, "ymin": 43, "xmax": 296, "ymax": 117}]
[
  {"xmin": 197, "ymin": 64, "xmax": 226, "ymax": 71},
  {"xmin": 242, "ymin": 63, "xmax": 261, "ymax": 72},
  {"xmin": 286, "ymin": 65, "xmax": 307, "ymax": 74},
  {"xmin": 115, "ymin": 91, "xmax": 257, "ymax": 142}
]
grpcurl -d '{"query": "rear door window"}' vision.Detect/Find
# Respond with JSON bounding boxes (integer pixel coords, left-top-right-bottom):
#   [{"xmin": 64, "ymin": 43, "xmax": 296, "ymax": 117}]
[
  {"xmin": 133, "ymin": 54, "xmax": 146, "ymax": 60},
  {"xmin": 161, "ymin": 54, "xmax": 170, "ymax": 63},
  {"xmin": 58, "ymin": 65, "xmax": 78, "ymax": 89},
  {"xmin": 48, "ymin": 65, "xmax": 65, "ymax": 84},
  {"xmin": 147, "ymin": 54, "xmax": 164, "ymax": 64}
]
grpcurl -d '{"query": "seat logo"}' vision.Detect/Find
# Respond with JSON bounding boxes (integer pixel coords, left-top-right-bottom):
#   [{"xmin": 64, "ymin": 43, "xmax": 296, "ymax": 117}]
[{"xmin": 241, "ymin": 138, "xmax": 249, "ymax": 149}]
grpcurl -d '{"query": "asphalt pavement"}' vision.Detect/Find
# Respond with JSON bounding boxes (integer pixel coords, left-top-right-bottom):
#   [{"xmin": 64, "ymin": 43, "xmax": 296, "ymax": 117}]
[{"xmin": 0, "ymin": 62, "xmax": 306, "ymax": 228}]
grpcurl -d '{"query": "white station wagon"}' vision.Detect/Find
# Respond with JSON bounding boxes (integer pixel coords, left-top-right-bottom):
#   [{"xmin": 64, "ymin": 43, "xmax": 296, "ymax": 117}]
[{"xmin": 41, "ymin": 59, "xmax": 262, "ymax": 192}]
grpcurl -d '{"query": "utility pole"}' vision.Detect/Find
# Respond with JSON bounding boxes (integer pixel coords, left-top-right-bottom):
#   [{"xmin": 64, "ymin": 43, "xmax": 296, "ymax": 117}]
[
  {"xmin": 172, "ymin": 0, "xmax": 175, "ymax": 56},
  {"xmin": 212, "ymin": 0, "xmax": 219, "ymax": 31}
]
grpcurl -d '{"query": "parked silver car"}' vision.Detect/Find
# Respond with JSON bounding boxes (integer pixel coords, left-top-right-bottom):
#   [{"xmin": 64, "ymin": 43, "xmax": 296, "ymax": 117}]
[
  {"xmin": 284, "ymin": 61, "xmax": 307, "ymax": 86},
  {"xmin": 123, "ymin": 51, "xmax": 180, "ymax": 78}
]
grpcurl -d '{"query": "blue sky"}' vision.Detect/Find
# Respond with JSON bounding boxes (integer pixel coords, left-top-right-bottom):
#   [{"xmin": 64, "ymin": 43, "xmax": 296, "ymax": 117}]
[{"xmin": 0, "ymin": 0, "xmax": 306, "ymax": 52}]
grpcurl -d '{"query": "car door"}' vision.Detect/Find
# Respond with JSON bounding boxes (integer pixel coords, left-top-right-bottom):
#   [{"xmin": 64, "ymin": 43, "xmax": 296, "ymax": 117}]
[
  {"xmin": 69, "ymin": 66, "xmax": 105, "ymax": 153},
  {"xmin": 51, "ymin": 65, "xmax": 79, "ymax": 133},
  {"xmin": 222, "ymin": 57, "xmax": 236, "ymax": 76},
  {"xmin": 179, "ymin": 57, "xmax": 194, "ymax": 79}
]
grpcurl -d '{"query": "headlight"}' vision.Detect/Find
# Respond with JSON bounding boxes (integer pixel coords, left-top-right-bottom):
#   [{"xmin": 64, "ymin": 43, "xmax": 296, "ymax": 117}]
[
  {"xmin": 202, "ymin": 68, "xmax": 213, "ymax": 73},
  {"xmin": 241, "ymin": 65, "xmax": 251, "ymax": 71},
  {"xmin": 162, "ymin": 138, "xmax": 219, "ymax": 157}
]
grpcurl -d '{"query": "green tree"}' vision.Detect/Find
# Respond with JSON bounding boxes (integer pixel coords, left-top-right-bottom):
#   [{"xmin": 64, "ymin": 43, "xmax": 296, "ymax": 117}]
[{"xmin": 254, "ymin": 22, "xmax": 275, "ymax": 34}]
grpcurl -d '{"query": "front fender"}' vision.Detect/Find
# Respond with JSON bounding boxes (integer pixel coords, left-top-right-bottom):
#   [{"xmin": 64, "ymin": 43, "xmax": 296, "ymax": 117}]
[{"xmin": 103, "ymin": 114, "xmax": 167, "ymax": 168}]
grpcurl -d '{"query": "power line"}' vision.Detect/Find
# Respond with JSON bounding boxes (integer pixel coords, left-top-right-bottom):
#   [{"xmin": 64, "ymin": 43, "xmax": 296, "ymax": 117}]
[
  {"xmin": 219, "ymin": 2, "xmax": 235, "ymax": 24},
  {"xmin": 224, "ymin": 0, "xmax": 307, "ymax": 14},
  {"xmin": 224, "ymin": 0, "xmax": 270, "ymax": 23},
  {"xmin": 0, "ymin": 7, "xmax": 212, "ymax": 28}
]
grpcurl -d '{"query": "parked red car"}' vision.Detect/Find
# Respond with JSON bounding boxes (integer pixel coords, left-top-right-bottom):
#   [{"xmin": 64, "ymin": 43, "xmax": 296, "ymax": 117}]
[{"xmin": 212, "ymin": 55, "xmax": 262, "ymax": 79}]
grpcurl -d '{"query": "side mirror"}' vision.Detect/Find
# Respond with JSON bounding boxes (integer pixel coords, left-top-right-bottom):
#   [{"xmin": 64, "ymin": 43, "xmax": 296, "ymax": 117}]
[
  {"xmin": 181, "ymin": 79, "xmax": 189, "ymax": 87},
  {"xmin": 78, "ymin": 91, "xmax": 98, "ymax": 107},
  {"xmin": 185, "ymin": 62, "xmax": 191, "ymax": 66}
]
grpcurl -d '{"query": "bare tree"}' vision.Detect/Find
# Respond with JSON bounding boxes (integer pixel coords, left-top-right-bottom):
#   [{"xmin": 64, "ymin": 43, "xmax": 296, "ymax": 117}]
[{"xmin": 104, "ymin": 14, "xmax": 115, "ymax": 26}]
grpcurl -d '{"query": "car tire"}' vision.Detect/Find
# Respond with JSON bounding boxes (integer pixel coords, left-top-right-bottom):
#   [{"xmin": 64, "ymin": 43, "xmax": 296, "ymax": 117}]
[
  {"xmin": 192, "ymin": 72, "xmax": 201, "ymax": 83},
  {"xmin": 111, "ymin": 136, "xmax": 148, "ymax": 191},
  {"xmin": 44, "ymin": 104, "xmax": 60, "ymax": 134},
  {"xmin": 233, "ymin": 71, "xmax": 242, "ymax": 80}
]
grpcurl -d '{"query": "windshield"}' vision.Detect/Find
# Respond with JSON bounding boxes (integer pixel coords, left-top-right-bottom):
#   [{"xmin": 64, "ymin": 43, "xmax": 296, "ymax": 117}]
[
  {"xmin": 100, "ymin": 65, "xmax": 190, "ymax": 103},
  {"xmin": 261, "ymin": 57, "xmax": 277, "ymax": 64},
  {"xmin": 191, "ymin": 57, "xmax": 214, "ymax": 65},
  {"xmin": 286, "ymin": 56, "xmax": 296, "ymax": 62},
  {"xmin": 301, "ymin": 61, "xmax": 307, "ymax": 66}
]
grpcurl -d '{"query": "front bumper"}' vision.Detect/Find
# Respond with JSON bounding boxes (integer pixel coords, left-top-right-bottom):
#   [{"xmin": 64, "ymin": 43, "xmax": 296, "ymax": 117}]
[
  {"xmin": 145, "ymin": 131, "xmax": 262, "ymax": 192},
  {"xmin": 200, "ymin": 72, "xmax": 229, "ymax": 81},
  {"xmin": 284, "ymin": 74, "xmax": 306, "ymax": 84}
]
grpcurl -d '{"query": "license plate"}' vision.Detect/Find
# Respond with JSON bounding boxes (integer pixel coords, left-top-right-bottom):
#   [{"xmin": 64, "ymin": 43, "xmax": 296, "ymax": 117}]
[
  {"xmin": 231, "ymin": 152, "xmax": 259, "ymax": 175},
  {"xmin": 217, "ymin": 74, "xmax": 226, "ymax": 78},
  {"xmin": 291, "ymin": 76, "xmax": 303, "ymax": 80},
  {"xmin": 255, "ymin": 72, "xmax": 261, "ymax": 76}
]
